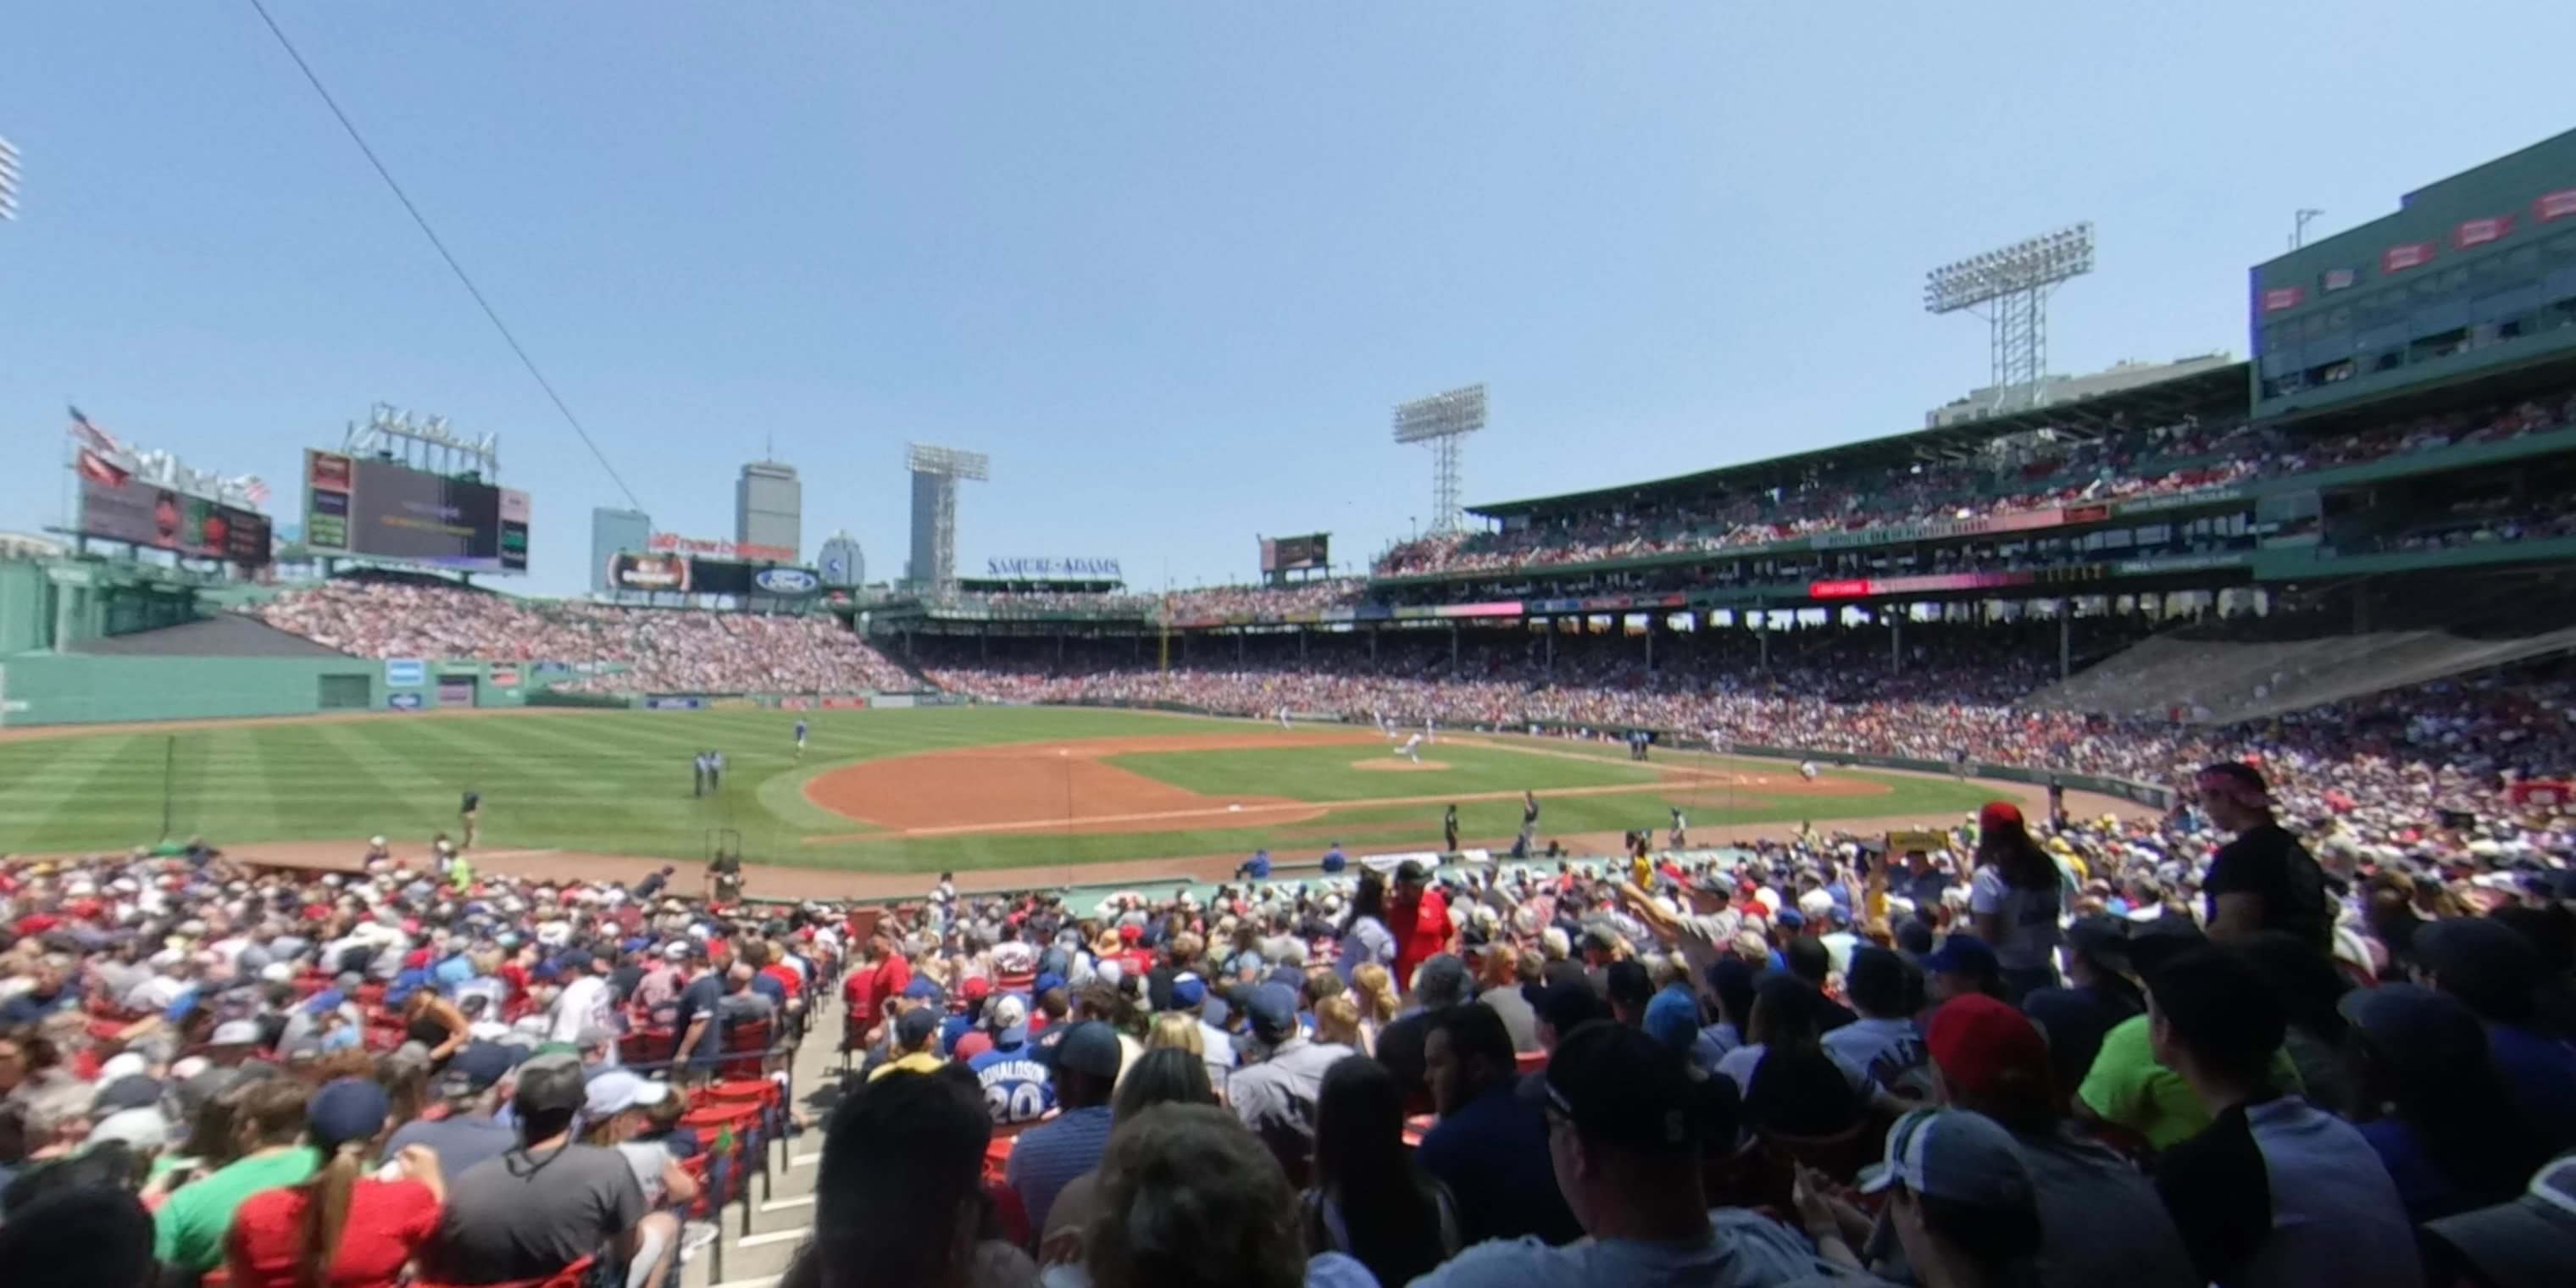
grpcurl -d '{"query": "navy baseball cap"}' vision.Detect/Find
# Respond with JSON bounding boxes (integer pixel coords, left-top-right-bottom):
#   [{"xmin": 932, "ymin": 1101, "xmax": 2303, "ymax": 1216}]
[
  {"xmin": 1169, "ymin": 972, "xmax": 1208, "ymax": 1008},
  {"xmin": 1043, "ymin": 1020, "xmax": 1124, "ymax": 1080},
  {"xmin": 1518, "ymin": 1019, "xmax": 1697, "ymax": 1152},
  {"xmin": 1243, "ymin": 983, "xmax": 1300, "ymax": 1043},
  {"xmin": 307, "ymin": 1078, "xmax": 391, "ymax": 1149},
  {"xmin": 1922, "ymin": 933, "xmax": 2000, "ymax": 979},
  {"xmin": 895, "ymin": 1007, "xmax": 941, "ymax": 1048}
]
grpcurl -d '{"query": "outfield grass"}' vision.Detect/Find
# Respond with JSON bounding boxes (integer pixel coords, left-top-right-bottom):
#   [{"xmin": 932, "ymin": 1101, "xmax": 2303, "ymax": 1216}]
[{"xmin": 0, "ymin": 707, "xmax": 1997, "ymax": 872}]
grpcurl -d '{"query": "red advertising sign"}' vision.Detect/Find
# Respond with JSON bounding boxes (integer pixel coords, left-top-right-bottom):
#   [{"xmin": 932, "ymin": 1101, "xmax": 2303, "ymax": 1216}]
[
  {"xmin": 2454, "ymin": 215, "xmax": 2513, "ymax": 249},
  {"xmin": 2383, "ymin": 242, "xmax": 2435, "ymax": 273},
  {"xmin": 647, "ymin": 531, "xmax": 796, "ymax": 564},
  {"xmin": 1808, "ymin": 579, "xmax": 1874, "ymax": 599},
  {"xmin": 490, "ymin": 667, "xmax": 519, "ymax": 688},
  {"xmin": 2537, "ymin": 190, "xmax": 2576, "ymax": 224},
  {"xmin": 819, "ymin": 696, "xmax": 869, "ymax": 710},
  {"xmin": 2261, "ymin": 286, "xmax": 2305, "ymax": 313}
]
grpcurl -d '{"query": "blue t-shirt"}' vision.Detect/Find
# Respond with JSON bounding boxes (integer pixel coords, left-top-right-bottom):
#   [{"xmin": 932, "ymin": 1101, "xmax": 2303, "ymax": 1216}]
[
  {"xmin": 939, "ymin": 1012, "xmax": 975, "ymax": 1056},
  {"xmin": 968, "ymin": 1041, "xmax": 1056, "ymax": 1124},
  {"xmin": 1243, "ymin": 853, "xmax": 1273, "ymax": 879},
  {"xmin": 1321, "ymin": 849, "xmax": 1347, "ymax": 874}
]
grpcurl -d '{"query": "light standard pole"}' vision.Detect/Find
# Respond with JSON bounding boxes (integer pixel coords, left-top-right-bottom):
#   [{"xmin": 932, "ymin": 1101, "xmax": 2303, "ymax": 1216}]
[
  {"xmin": 2292, "ymin": 208, "xmax": 2324, "ymax": 249},
  {"xmin": 0, "ymin": 135, "xmax": 20, "ymax": 222}
]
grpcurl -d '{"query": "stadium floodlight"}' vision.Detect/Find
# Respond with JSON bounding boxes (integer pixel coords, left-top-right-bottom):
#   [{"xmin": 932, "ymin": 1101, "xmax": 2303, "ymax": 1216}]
[
  {"xmin": 1391, "ymin": 383, "xmax": 1486, "ymax": 534},
  {"xmin": 0, "ymin": 135, "xmax": 19, "ymax": 222},
  {"xmin": 1924, "ymin": 223, "xmax": 2095, "ymax": 413},
  {"xmin": 905, "ymin": 441, "xmax": 990, "ymax": 591},
  {"xmin": 344, "ymin": 403, "xmax": 499, "ymax": 480}
]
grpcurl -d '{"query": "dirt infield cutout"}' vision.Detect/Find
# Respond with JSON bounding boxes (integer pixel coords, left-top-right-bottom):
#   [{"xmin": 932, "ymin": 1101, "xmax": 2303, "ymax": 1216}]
[{"xmin": 1350, "ymin": 757, "xmax": 1450, "ymax": 772}]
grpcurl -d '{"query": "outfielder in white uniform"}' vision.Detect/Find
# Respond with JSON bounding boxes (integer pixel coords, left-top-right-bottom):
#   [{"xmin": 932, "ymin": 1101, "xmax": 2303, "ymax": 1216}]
[{"xmin": 1277, "ymin": 705, "xmax": 1293, "ymax": 732}]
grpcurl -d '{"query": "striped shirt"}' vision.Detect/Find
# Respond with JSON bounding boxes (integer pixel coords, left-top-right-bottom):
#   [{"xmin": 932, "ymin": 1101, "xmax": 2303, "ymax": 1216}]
[{"xmin": 1006, "ymin": 1105, "xmax": 1114, "ymax": 1235}]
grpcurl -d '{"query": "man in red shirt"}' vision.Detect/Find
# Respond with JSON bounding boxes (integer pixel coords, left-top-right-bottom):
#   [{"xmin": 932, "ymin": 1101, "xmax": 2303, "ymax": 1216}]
[
  {"xmin": 842, "ymin": 931, "xmax": 912, "ymax": 1052},
  {"xmin": 1388, "ymin": 861, "xmax": 1452, "ymax": 996}
]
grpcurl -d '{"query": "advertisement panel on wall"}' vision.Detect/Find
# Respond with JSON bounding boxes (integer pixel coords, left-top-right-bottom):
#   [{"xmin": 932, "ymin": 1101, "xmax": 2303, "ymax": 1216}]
[
  {"xmin": 77, "ymin": 475, "xmax": 273, "ymax": 565},
  {"xmin": 752, "ymin": 567, "xmax": 821, "ymax": 597},
  {"xmin": 605, "ymin": 552, "xmax": 693, "ymax": 593},
  {"xmin": 303, "ymin": 450, "xmax": 529, "ymax": 573}
]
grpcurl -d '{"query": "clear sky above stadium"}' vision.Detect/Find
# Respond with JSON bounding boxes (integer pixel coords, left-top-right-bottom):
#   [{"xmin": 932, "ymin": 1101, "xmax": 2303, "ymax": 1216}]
[{"xmin": 5, "ymin": 2, "xmax": 2573, "ymax": 596}]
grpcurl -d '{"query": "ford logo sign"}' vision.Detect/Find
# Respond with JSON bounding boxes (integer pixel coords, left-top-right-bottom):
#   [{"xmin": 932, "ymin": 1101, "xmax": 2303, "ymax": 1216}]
[{"xmin": 755, "ymin": 568, "xmax": 819, "ymax": 594}]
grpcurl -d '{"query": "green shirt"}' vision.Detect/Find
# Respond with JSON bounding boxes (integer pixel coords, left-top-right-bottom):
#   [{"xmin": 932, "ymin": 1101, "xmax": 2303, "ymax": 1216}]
[
  {"xmin": 153, "ymin": 1146, "xmax": 319, "ymax": 1270},
  {"xmin": 2075, "ymin": 1014, "xmax": 2301, "ymax": 1151}
]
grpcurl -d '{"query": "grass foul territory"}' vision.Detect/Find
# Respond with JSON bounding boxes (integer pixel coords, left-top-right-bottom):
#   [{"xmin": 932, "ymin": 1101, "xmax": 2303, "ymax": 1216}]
[{"xmin": 0, "ymin": 706, "xmax": 1996, "ymax": 874}]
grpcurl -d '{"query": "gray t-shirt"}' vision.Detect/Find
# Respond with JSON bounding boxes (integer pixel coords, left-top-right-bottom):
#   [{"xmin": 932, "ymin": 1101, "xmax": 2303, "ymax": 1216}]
[
  {"xmin": 1409, "ymin": 1210, "xmax": 1849, "ymax": 1288},
  {"xmin": 428, "ymin": 1143, "xmax": 647, "ymax": 1284}
]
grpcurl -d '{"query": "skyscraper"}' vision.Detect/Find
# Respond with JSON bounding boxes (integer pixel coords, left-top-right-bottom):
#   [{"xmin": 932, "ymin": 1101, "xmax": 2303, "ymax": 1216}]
[
  {"xmin": 589, "ymin": 507, "xmax": 652, "ymax": 593},
  {"xmin": 818, "ymin": 530, "xmax": 864, "ymax": 587},
  {"xmin": 736, "ymin": 461, "xmax": 802, "ymax": 561}
]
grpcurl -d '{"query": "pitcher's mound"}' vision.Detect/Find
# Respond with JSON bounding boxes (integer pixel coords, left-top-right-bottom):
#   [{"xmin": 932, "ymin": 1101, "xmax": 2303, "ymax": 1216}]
[{"xmin": 1352, "ymin": 757, "xmax": 1449, "ymax": 772}]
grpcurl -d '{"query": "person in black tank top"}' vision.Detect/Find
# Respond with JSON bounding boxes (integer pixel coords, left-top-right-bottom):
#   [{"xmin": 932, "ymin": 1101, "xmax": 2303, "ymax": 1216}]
[{"xmin": 2196, "ymin": 762, "xmax": 2332, "ymax": 952}]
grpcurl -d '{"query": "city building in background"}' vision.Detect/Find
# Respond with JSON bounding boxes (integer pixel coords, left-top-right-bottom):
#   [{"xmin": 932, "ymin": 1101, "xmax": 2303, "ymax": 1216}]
[
  {"xmin": 818, "ymin": 530, "xmax": 863, "ymax": 587},
  {"xmin": 590, "ymin": 507, "xmax": 652, "ymax": 593},
  {"xmin": 736, "ymin": 460, "xmax": 801, "ymax": 563}
]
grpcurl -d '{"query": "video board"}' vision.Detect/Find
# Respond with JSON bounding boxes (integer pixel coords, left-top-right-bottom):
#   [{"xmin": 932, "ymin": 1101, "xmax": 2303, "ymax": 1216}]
[
  {"xmin": 604, "ymin": 552, "xmax": 822, "ymax": 598},
  {"xmin": 304, "ymin": 450, "xmax": 529, "ymax": 573},
  {"xmin": 78, "ymin": 475, "xmax": 274, "ymax": 566},
  {"xmin": 1260, "ymin": 533, "xmax": 1330, "ymax": 574}
]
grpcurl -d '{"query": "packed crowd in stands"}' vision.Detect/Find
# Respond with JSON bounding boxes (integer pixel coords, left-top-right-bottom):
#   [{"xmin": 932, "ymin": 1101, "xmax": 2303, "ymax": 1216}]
[
  {"xmin": 1372, "ymin": 384, "xmax": 2576, "ymax": 580},
  {"xmin": 0, "ymin": 848, "xmax": 840, "ymax": 1288},
  {"xmin": 7, "ymin": 724, "xmax": 2574, "ymax": 1287},
  {"xmin": 243, "ymin": 580, "xmax": 918, "ymax": 695},
  {"xmin": 1163, "ymin": 579, "xmax": 1368, "ymax": 619}
]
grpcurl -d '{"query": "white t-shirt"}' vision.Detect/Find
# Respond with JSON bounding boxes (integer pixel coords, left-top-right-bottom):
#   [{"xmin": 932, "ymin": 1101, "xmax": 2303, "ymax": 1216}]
[
  {"xmin": 550, "ymin": 974, "xmax": 615, "ymax": 1044},
  {"xmin": 1970, "ymin": 867, "xmax": 2066, "ymax": 971},
  {"xmin": 1713, "ymin": 1041, "xmax": 1873, "ymax": 1097}
]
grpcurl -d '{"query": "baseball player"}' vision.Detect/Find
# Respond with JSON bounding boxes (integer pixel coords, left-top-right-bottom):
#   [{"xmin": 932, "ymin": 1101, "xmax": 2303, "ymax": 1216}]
[
  {"xmin": 1423, "ymin": 717, "xmax": 1435, "ymax": 745},
  {"xmin": 795, "ymin": 717, "xmax": 810, "ymax": 758},
  {"xmin": 1668, "ymin": 808, "xmax": 1688, "ymax": 850},
  {"xmin": 459, "ymin": 789, "xmax": 481, "ymax": 849},
  {"xmin": 1277, "ymin": 705, "xmax": 1294, "ymax": 732},
  {"xmin": 1442, "ymin": 803, "xmax": 1459, "ymax": 853},
  {"xmin": 1800, "ymin": 759, "xmax": 1820, "ymax": 782},
  {"xmin": 1397, "ymin": 731, "xmax": 1425, "ymax": 763}
]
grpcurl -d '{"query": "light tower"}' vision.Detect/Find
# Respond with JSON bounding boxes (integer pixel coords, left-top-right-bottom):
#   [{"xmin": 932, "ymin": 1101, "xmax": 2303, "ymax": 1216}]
[
  {"xmin": 905, "ymin": 442, "xmax": 988, "ymax": 591},
  {"xmin": 1391, "ymin": 383, "xmax": 1486, "ymax": 534},
  {"xmin": 0, "ymin": 135, "xmax": 19, "ymax": 222},
  {"xmin": 1924, "ymin": 223, "xmax": 2095, "ymax": 414}
]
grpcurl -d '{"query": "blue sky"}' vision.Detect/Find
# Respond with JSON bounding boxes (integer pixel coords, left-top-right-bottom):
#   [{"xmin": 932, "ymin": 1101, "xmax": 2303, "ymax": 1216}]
[{"xmin": 6, "ymin": 3, "xmax": 2574, "ymax": 596}]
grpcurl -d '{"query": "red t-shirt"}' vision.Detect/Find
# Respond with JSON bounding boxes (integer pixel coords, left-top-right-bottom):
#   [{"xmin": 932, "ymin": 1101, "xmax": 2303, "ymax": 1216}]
[
  {"xmin": 1393, "ymin": 886, "xmax": 1451, "ymax": 992},
  {"xmin": 759, "ymin": 963, "xmax": 803, "ymax": 1000},
  {"xmin": 225, "ymin": 1178, "xmax": 440, "ymax": 1288}
]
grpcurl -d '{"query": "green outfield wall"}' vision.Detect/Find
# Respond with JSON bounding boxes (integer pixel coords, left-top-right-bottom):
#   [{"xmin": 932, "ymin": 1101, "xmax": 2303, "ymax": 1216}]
[{"xmin": 0, "ymin": 655, "xmax": 553, "ymax": 726}]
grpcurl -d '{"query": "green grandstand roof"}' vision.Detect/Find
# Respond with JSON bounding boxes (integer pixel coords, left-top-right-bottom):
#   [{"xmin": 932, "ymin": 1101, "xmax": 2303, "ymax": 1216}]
[{"xmin": 1469, "ymin": 360, "xmax": 2247, "ymax": 519}]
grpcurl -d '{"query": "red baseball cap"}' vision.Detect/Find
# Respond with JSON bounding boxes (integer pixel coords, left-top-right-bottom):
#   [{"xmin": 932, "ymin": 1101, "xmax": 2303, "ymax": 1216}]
[
  {"xmin": 1978, "ymin": 802, "xmax": 2024, "ymax": 832},
  {"xmin": 963, "ymin": 976, "xmax": 992, "ymax": 1001},
  {"xmin": 1925, "ymin": 994, "xmax": 2050, "ymax": 1095},
  {"xmin": 1118, "ymin": 924, "xmax": 1143, "ymax": 945}
]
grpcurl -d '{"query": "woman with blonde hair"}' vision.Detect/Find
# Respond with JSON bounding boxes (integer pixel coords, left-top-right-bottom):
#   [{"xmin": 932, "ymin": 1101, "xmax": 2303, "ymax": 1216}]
[
  {"xmin": 223, "ymin": 1079, "xmax": 442, "ymax": 1288},
  {"xmin": 1350, "ymin": 963, "xmax": 1400, "ymax": 1052},
  {"xmin": 1313, "ymin": 996, "xmax": 1367, "ymax": 1053},
  {"xmin": 1146, "ymin": 1012, "xmax": 1205, "ymax": 1058}
]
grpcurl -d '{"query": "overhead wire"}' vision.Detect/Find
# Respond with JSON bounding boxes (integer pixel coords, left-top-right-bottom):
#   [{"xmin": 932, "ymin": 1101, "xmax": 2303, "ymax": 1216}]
[{"xmin": 242, "ymin": 0, "xmax": 647, "ymax": 513}]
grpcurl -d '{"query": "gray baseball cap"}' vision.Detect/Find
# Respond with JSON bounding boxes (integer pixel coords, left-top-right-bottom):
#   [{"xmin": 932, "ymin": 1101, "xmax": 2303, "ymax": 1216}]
[{"xmin": 1858, "ymin": 1108, "xmax": 2035, "ymax": 1213}]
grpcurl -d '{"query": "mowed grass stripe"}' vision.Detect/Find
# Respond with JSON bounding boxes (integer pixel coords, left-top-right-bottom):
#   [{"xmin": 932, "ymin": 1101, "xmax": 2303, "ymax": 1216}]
[{"xmin": 0, "ymin": 736, "xmax": 155, "ymax": 847}]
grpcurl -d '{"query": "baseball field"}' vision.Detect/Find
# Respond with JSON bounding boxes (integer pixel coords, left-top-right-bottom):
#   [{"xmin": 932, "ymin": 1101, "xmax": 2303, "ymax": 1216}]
[{"xmin": 0, "ymin": 705, "xmax": 2007, "ymax": 875}]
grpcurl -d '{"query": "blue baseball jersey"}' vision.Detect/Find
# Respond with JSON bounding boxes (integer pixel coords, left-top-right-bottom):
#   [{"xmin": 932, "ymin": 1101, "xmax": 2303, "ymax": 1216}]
[{"xmin": 968, "ymin": 1042, "xmax": 1056, "ymax": 1124}]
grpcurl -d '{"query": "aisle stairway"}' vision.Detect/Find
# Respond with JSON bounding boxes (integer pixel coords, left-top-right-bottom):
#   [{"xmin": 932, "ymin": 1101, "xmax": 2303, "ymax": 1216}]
[{"xmin": 676, "ymin": 994, "xmax": 848, "ymax": 1288}]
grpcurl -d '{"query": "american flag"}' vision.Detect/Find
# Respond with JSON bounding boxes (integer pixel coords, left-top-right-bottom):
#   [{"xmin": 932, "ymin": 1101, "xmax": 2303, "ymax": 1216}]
[
  {"xmin": 67, "ymin": 405, "xmax": 128, "ymax": 458},
  {"xmin": 75, "ymin": 448, "xmax": 130, "ymax": 488},
  {"xmin": 242, "ymin": 477, "xmax": 271, "ymax": 508}
]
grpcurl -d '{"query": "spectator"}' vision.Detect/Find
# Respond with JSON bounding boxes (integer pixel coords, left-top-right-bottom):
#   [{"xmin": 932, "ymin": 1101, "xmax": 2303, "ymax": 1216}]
[
  {"xmin": 2017, "ymin": 914, "xmax": 2144, "ymax": 1099},
  {"xmin": 1374, "ymin": 954, "xmax": 1468, "ymax": 1107},
  {"xmin": 1968, "ymin": 802, "xmax": 2068, "ymax": 1002},
  {"xmin": 425, "ymin": 1053, "xmax": 675, "ymax": 1288},
  {"xmin": 0, "ymin": 1184, "xmax": 158, "ymax": 1288},
  {"xmin": 382, "ymin": 1043, "xmax": 522, "ymax": 1181},
  {"xmin": 1228, "ymin": 984, "xmax": 1356, "ymax": 1180},
  {"xmin": 1823, "ymin": 947, "xmax": 1929, "ymax": 1100},
  {"xmin": 225, "ymin": 1078, "xmax": 443, "ymax": 1288},
  {"xmin": 1008, "ymin": 1020, "xmax": 1120, "ymax": 1235},
  {"xmin": 1921, "ymin": 934, "xmax": 2005, "ymax": 1004},
  {"xmin": 2340, "ymin": 983, "xmax": 2556, "ymax": 1222},
  {"xmin": 784, "ymin": 1063, "xmax": 1002, "ymax": 1288},
  {"xmin": 2420, "ymin": 1155, "xmax": 2576, "ymax": 1288},
  {"xmin": 1413, "ymin": 1020, "xmax": 1838, "ymax": 1287},
  {"xmin": 1808, "ymin": 1108, "xmax": 2046, "ymax": 1286},
  {"xmin": 1347, "ymin": 963, "xmax": 1401, "ymax": 1052},
  {"xmin": 1302, "ymin": 1057, "xmax": 1458, "ymax": 1285},
  {"xmin": 1078, "ymin": 1104, "xmax": 1318, "ymax": 1288},
  {"xmin": 1035, "ymin": 1047, "xmax": 1219, "ymax": 1246},
  {"xmin": 2146, "ymin": 946, "xmax": 2420, "ymax": 1288},
  {"xmin": 2195, "ymin": 763, "xmax": 2332, "ymax": 951},
  {"xmin": 582, "ymin": 1073, "xmax": 702, "ymax": 1218},
  {"xmin": 158, "ymin": 1075, "xmax": 317, "ymax": 1279},
  {"xmin": 1417, "ymin": 1003, "xmax": 1581, "ymax": 1247},
  {"xmin": 2410, "ymin": 915, "xmax": 2576, "ymax": 1151},
  {"xmin": 1477, "ymin": 951, "xmax": 1544, "ymax": 1054},
  {"xmin": 1386, "ymin": 863, "xmax": 1450, "ymax": 998},
  {"xmin": 1718, "ymin": 974, "xmax": 1876, "ymax": 1137},
  {"xmin": 1331, "ymin": 873, "xmax": 1396, "ymax": 985},
  {"xmin": 1917, "ymin": 995, "xmax": 2196, "ymax": 1287}
]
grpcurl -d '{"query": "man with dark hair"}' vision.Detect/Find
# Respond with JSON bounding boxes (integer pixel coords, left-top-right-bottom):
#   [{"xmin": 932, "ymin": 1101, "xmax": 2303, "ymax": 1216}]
[
  {"xmin": 2195, "ymin": 762, "xmax": 2330, "ymax": 950},
  {"xmin": 1922, "ymin": 933, "xmax": 2006, "ymax": 1004},
  {"xmin": 1602, "ymin": 958, "xmax": 1654, "ymax": 1027},
  {"xmin": 1824, "ymin": 947, "xmax": 1928, "ymax": 1097},
  {"xmin": 154, "ymin": 1076, "xmax": 314, "ymax": 1276},
  {"xmin": 1418, "ymin": 1003, "xmax": 1582, "ymax": 1247},
  {"xmin": 1008, "ymin": 1020, "xmax": 1120, "ymax": 1235},
  {"xmin": 2146, "ymin": 947, "xmax": 2418, "ymax": 1288},
  {"xmin": 791, "ymin": 1063, "xmax": 994, "ymax": 1288},
  {"xmin": 1530, "ymin": 980, "xmax": 1610, "ymax": 1052},
  {"xmin": 1377, "ymin": 953, "xmax": 1470, "ymax": 1103},
  {"xmin": 1387, "ymin": 861, "xmax": 1451, "ymax": 997},
  {"xmin": 383, "ymin": 1041, "xmax": 523, "ymax": 1180},
  {"xmin": 428, "ymin": 1053, "xmax": 674, "ymax": 1288},
  {"xmin": 1413, "ymin": 1022, "xmax": 1837, "ymax": 1286}
]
